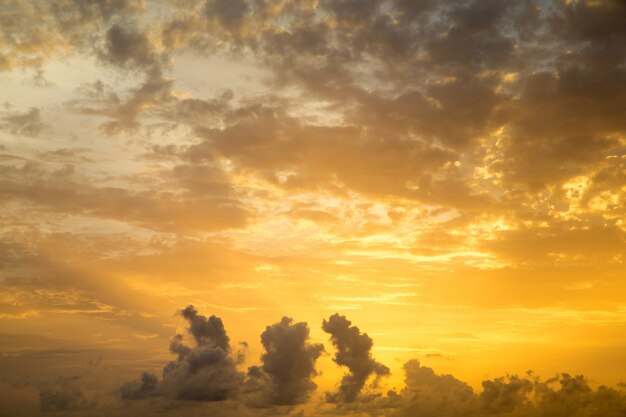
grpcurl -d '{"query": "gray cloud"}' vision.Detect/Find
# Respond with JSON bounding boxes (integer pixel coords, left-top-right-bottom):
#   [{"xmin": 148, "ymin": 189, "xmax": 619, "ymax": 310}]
[
  {"xmin": 120, "ymin": 371, "xmax": 158, "ymax": 400},
  {"xmin": 120, "ymin": 306, "xmax": 244, "ymax": 403},
  {"xmin": 322, "ymin": 313, "xmax": 389, "ymax": 403},
  {"xmin": 205, "ymin": 0, "xmax": 250, "ymax": 30},
  {"xmin": 160, "ymin": 305, "xmax": 244, "ymax": 401},
  {"xmin": 247, "ymin": 317, "xmax": 324, "ymax": 406},
  {"xmin": 100, "ymin": 23, "xmax": 163, "ymax": 71}
]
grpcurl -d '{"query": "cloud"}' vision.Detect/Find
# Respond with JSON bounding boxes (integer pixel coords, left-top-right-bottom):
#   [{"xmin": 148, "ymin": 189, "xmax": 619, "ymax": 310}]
[
  {"xmin": 180, "ymin": 304, "xmax": 231, "ymax": 350},
  {"xmin": 71, "ymin": 72, "xmax": 176, "ymax": 134},
  {"xmin": 247, "ymin": 317, "xmax": 324, "ymax": 406},
  {"xmin": 322, "ymin": 313, "xmax": 389, "ymax": 403},
  {"xmin": 120, "ymin": 371, "xmax": 158, "ymax": 400},
  {"xmin": 99, "ymin": 23, "xmax": 163, "ymax": 71},
  {"xmin": 0, "ymin": 107, "xmax": 45, "ymax": 137},
  {"xmin": 0, "ymin": 159, "xmax": 249, "ymax": 232},
  {"xmin": 159, "ymin": 305, "xmax": 244, "ymax": 401},
  {"xmin": 0, "ymin": 0, "xmax": 144, "ymax": 71},
  {"xmin": 379, "ymin": 363, "xmax": 626, "ymax": 417},
  {"xmin": 39, "ymin": 377, "xmax": 96, "ymax": 412},
  {"xmin": 121, "ymin": 308, "xmax": 325, "ymax": 408},
  {"xmin": 5, "ymin": 306, "xmax": 626, "ymax": 416},
  {"xmin": 205, "ymin": 0, "xmax": 250, "ymax": 30}
]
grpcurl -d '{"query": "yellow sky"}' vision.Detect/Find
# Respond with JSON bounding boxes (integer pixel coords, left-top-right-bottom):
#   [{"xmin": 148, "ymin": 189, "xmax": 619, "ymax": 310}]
[{"xmin": 0, "ymin": 0, "xmax": 625, "ymax": 416}]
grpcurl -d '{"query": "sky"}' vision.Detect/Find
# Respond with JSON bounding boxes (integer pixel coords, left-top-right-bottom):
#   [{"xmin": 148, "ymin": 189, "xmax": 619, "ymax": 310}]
[{"xmin": 0, "ymin": 0, "xmax": 625, "ymax": 416}]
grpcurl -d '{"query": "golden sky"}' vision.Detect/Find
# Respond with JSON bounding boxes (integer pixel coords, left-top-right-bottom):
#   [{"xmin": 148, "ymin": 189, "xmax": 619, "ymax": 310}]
[{"xmin": 0, "ymin": 0, "xmax": 625, "ymax": 416}]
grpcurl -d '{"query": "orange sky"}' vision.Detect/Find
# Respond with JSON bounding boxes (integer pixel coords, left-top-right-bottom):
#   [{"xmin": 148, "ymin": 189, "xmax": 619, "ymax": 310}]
[{"xmin": 0, "ymin": 0, "xmax": 625, "ymax": 416}]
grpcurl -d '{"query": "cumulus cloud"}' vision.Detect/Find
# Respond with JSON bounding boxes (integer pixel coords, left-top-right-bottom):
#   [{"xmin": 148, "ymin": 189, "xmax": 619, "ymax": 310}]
[
  {"xmin": 10, "ymin": 307, "xmax": 626, "ymax": 417},
  {"xmin": 379, "ymin": 363, "xmax": 626, "ymax": 417},
  {"xmin": 159, "ymin": 305, "xmax": 244, "ymax": 401},
  {"xmin": 247, "ymin": 317, "xmax": 324, "ymax": 406},
  {"xmin": 121, "ymin": 308, "xmax": 325, "ymax": 408},
  {"xmin": 120, "ymin": 371, "xmax": 158, "ymax": 400},
  {"xmin": 119, "ymin": 305, "xmax": 245, "ymax": 403},
  {"xmin": 322, "ymin": 313, "xmax": 389, "ymax": 403}
]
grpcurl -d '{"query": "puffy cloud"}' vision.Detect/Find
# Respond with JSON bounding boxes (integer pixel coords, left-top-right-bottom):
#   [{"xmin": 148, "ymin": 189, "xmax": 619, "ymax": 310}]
[
  {"xmin": 479, "ymin": 374, "xmax": 533, "ymax": 412},
  {"xmin": 322, "ymin": 313, "xmax": 389, "ymax": 403},
  {"xmin": 386, "ymin": 363, "xmax": 626, "ymax": 417},
  {"xmin": 159, "ymin": 305, "xmax": 244, "ymax": 401},
  {"xmin": 120, "ymin": 305, "xmax": 244, "ymax": 403},
  {"xmin": 247, "ymin": 317, "xmax": 324, "ymax": 406},
  {"xmin": 120, "ymin": 371, "xmax": 158, "ymax": 400},
  {"xmin": 392, "ymin": 359, "xmax": 474, "ymax": 416},
  {"xmin": 121, "ymin": 310, "xmax": 325, "ymax": 408},
  {"xmin": 99, "ymin": 23, "xmax": 163, "ymax": 71},
  {"xmin": 180, "ymin": 304, "xmax": 231, "ymax": 350}
]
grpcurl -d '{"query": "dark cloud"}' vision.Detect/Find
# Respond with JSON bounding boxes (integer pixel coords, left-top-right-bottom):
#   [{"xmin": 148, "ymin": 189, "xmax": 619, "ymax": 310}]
[
  {"xmin": 322, "ymin": 313, "xmax": 389, "ymax": 403},
  {"xmin": 247, "ymin": 317, "xmax": 324, "ymax": 406},
  {"xmin": 121, "ymin": 309, "xmax": 325, "ymax": 408},
  {"xmin": 100, "ymin": 23, "xmax": 163, "ymax": 71},
  {"xmin": 180, "ymin": 305, "xmax": 231, "ymax": 351},
  {"xmin": 121, "ymin": 305, "xmax": 244, "ymax": 403},
  {"xmin": 205, "ymin": 0, "xmax": 250, "ymax": 30},
  {"xmin": 322, "ymin": 0, "xmax": 380, "ymax": 24},
  {"xmin": 160, "ymin": 305, "xmax": 244, "ymax": 401},
  {"xmin": 120, "ymin": 371, "xmax": 158, "ymax": 400}
]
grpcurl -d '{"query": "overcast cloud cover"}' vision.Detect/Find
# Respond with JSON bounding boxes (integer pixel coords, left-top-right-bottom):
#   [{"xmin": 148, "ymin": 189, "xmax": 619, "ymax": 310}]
[{"xmin": 1, "ymin": 0, "xmax": 625, "ymax": 416}]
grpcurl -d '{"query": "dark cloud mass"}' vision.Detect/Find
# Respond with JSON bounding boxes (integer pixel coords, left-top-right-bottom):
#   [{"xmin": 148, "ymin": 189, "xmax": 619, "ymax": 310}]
[
  {"xmin": 322, "ymin": 313, "xmax": 390, "ymax": 403},
  {"xmin": 159, "ymin": 305, "xmax": 244, "ymax": 401},
  {"xmin": 121, "ymin": 309, "xmax": 325, "ymax": 408},
  {"xmin": 116, "ymin": 308, "xmax": 626, "ymax": 416},
  {"xmin": 247, "ymin": 317, "xmax": 325, "ymax": 406},
  {"xmin": 120, "ymin": 371, "xmax": 158, "ymax": 400}
]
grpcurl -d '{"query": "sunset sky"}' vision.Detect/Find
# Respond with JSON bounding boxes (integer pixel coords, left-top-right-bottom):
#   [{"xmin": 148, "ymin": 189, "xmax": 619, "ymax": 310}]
[{"xmin": 1, "ymin": 0, "xmax": 625, "ymax": 416}]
